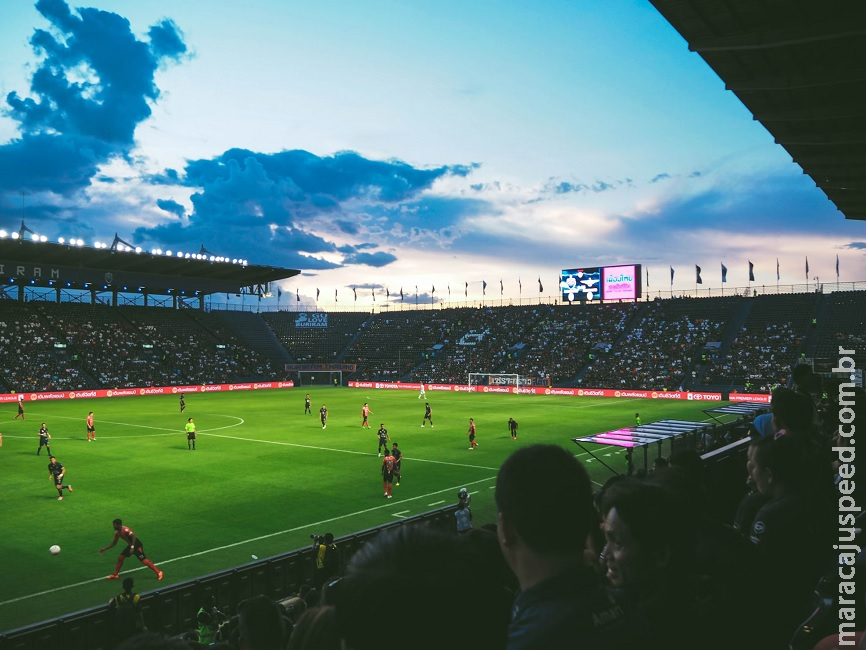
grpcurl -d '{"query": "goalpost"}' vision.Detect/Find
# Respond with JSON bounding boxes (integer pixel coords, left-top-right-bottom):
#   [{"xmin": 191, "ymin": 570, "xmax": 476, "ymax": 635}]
[
  {"xmin": 297, "ymin": 370, "xmax": 343, "ymax": 387},
  {"xmin": 468, "ymin": 372, "xmax": 521, "ymax": 388}
]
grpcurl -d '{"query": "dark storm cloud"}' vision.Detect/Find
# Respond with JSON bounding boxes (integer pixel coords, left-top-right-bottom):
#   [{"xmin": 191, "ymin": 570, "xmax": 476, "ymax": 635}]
[
  {"xmin": 342, "ymin": 251, "xmax": 398, "ymax": 267},
  {"xmin": 157, "ymin": 198, "xmax": 186, "ymax": 218},
  {"xmin": 0, "ymin": 0, "xmax": 185, "ymax": 198},
  {"xmin": 133, "ymin": 148, "xmax": 475, "ymax": 268}
]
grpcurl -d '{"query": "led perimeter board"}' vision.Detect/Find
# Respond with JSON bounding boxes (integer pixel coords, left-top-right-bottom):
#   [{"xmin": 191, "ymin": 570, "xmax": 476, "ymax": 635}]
[{"xmin": 560, "ymin": 264, "xmax": 642, "ymax": 302}]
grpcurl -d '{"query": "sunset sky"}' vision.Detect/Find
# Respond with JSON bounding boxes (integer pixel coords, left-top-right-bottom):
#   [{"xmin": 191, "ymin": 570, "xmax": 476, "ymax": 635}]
[{"xmin": 1, "ymin": 0, "xmax": 863, "ymax": 308}]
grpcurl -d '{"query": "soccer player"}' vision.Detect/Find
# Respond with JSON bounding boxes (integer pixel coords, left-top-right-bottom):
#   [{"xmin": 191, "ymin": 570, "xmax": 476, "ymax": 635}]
[
  {"xmin": 382, "ymin": 449, "xmax": 396, "ymax": 498},
  {"xmin": 361, "ymin": 403, "xmax": 372, "ymax": 429},
  {"xmin": 37, "ymin": 422, "xmax": 51, "ymax": 456},
  {"xmin": 99, "ymin": 518, "xmax": 163, "ymax": 581},
  {"xmin": 304, "ymin": 394, "xmax": 312, "ymax": 415},
  {"xmin": 48, "ymin": 456, "xmax": 73, "ymax": 500},
  {"xmin": 185, "ymin": 418, "xmax": 197, "ymax": 450},
  {"xmin": 86, "ymin": 411, "xmax": 96, "ymax": 441},
  {"xmin": 15, "ymin": 394, "xmax": 25, "ymax": 420},
  {"xmin": 320, "ymin": 405, "xmax": 328, "ymax": 429},
  {"xmin": 467, "ymin": 418, "xmax": 478, "ymax": 450},
  {"xmin": 635, "ymin": 413, "xmax": 642, "ymax": 426},
  {"xmin": 421, "ymin": 402, "xmax": 433, "ymax": 427},
  {"xmin": 391, "ymin": 442, "xmax": 403, "ymax": 486},
  {"xmin": 377, "ymin": 424, "xmax": 390, "ymax": 456},
  {"xmin": 509, "ymin": 417, "xmax": 519, "ymax": 440},
  {"xmin": 180, "ymin": 394, "xmax": 186, "ymax": 413},
  {"xmin": 418, "ymin": 383, "xmax": 426, "ymax": 399}
]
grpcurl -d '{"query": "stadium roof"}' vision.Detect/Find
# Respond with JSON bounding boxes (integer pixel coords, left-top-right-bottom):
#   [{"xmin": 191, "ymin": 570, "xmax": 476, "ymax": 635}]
[
  {"xmin": 650, "ymin": 0, "xmax": 866, "ymax": 220},
  {"xmin": 0, "ymin": 236, "xmax": 300, "ymax": 296}
]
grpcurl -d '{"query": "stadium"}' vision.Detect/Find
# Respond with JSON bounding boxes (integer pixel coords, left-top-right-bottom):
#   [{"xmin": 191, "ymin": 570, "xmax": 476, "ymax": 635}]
[{"xmin": 1, "ymin": 2, "xmax": 865, "ymax": 650}]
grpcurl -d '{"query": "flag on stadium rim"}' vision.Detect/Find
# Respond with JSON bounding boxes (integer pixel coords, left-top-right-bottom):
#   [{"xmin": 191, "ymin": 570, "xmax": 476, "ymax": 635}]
[
  {"xmin": 670, "ymin": 267, "xmax": 674, "ymax": 286},
  {"xmin": 296, "ymin": 288, "xmax": 300, "ymax": 302},
  {"xmin": 695, "ymin": 265, "xmax": 702, "ymax": 284},
  {"xmin": 400, "ymin": 287, "xmax": 404, "ymax": 300},
  {"xmin": 500, "ymin": 279, "xmax": 504, "ymax": 295},
  {"xmin": 538, "ymin": 277, "xmax": 543, "ymax": 292},
  {"xmin": 721, "ymin": 263, "xmax": 727, "ymax": 283},
  {"xmin": 482, "ymin": 280, "xmax": 487, "ymax": 295},
  {"xmin": 806, "ymin": 256, "xmax": 810, "ymax": 279},
  {"xmin": 465, "ymin": 281, "xmax": 468, "ymax": 297},
  {"xmin": 316, "ymin": 288, "xmax": 320, "ymax": 302},
  {"xmin": 748, "ymin": 261, "xmax": 755, "ymax": 282},
  {"xmin": 836, "ymin": 254, "xmax": 840, "ymax": 278},
  {"xmin": 353, "ymin": 287, "xmax": 357, "ymax": 301},
  {"xmin": 432, "ymin": 285, "xmax": 436, "ymax": 294},
  {"xmin": 646, "ymin": 266, "xmax": 649, "ymax": 287},
  {"xmin": 519, "ymin": 277, "xmax": 522, "ymax": 293},
  {"xmin": 277, "ymin": 287, "xmax": 282, "ymax": 298},
  {"xmin": 372, "ymin": 288, "xmax": 375, "ymax": 301},
  {"xmin": 448, "ymin": 284, "xmax": 451, "ymax": 297},
  {"xmin": 776, "ymin": 258, "xmax": 780, "ymax": 281},
  {"xmin": 335, "ymin": 288, "xmax": 338, "ymax": 302}
]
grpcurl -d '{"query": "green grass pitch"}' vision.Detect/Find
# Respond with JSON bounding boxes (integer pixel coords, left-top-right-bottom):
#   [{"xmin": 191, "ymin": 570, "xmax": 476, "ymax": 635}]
[{"xmin": 0, "ymin": 387, "xmax": 737, "ymax": 631}]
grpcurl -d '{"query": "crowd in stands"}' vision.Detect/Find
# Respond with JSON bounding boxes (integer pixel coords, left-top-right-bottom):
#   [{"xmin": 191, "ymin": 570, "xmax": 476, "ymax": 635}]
[
  {"xmin": 107, "ymin": 364, "xmax": 861, "ymax": 649},
  {"xmin": 582, "ymin": 300, "xmax": 724, "ymax": 390},
  {"xmin": 703, "ymin": 321, "xmax": 800, "ymax": 391},
  {"xmin": 0, "ymin": 302, "xmax": 275, "ymax": 392},
  {"xmin": 0, "ymin": 291, "xmax": 858, "ymax": 395}
]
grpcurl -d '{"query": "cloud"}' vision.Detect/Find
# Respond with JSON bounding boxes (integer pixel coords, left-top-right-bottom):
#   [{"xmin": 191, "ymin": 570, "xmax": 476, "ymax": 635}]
[
  {"xmin": 156, "ymin": 198, "xmax": 186, "ymax": 218},
  {"xmin": 342, "ymin": 250, "xmax": 397, "ymax": 267},
  {"xmin": 649, "ymin": 173, "xmax": 670, "ymax": 183},
  {"xmin": 0, "ymin": 0, "xmax": 186, "ymax": 198},
  {"xmin": 845, "ymin": 242, "xmax": 866, "ymax": 250}
]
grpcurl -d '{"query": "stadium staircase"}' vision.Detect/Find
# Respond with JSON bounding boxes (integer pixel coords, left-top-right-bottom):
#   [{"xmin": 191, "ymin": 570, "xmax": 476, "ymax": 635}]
[
  {"xmin": 212, "ymin": 310, "xmax": 294, "ymax": 368},
  {"xmin": 693, "ymin": 298, "xmax": 753, "ymax": 390}
]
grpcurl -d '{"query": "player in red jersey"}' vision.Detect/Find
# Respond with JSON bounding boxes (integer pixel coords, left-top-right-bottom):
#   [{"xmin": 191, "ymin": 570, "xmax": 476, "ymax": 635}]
[
  {"xmin": 86, "ymin": 412, "xmax": 96, "ymax": 441},
  {"xmin": 361, "ymin": 403, "xmax": 373, "ymax": 429},
  {"xmin": 467, "ymin": 418, "xmax": 478, "ymax": 449},
  {"xmin": 382, "ymin": 450, "xmax": 396, "ymax": 498},
  {"xmin": 99, "ymin": 518, "xmax": 164, "ymax": 581}
]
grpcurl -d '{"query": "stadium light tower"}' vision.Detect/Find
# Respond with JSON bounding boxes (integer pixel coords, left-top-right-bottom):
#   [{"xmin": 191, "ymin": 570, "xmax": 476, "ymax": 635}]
[{"xmin": 110, "ymin": 233, "xmax": 137, "ymax": 252}]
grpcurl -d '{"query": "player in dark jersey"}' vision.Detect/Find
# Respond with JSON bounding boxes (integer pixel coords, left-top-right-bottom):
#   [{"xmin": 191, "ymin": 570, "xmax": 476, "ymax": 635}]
[
  {"xmin": 48, "ymin": 456, "xmax": 73, "ymax": 500},
  {"xmin": 382, "ymin": 451, "xmax": 396, "ymax": 498},
  {"xmin": 305, "ymin": 394, "xmax": 312, "ymax": 415},
  {"xmin": 320, "ymin": 405, "xmax": 328, "ymax": 429},
  {"xmin": 467, "ymin": 418, "xmax": 477, "ymax": 450},
  {"xmin": 391, "ymin": 442, "xmax": 403, "ymax": 486},
  {"xmin": 15, "ymin": 395, "xmax": 25, "ymax": 420},
  {"xmin": 377, "ymin": 424, "xmax": 390, "ymax": 456},
  {"xmin": 99, "ymin": 518, "xmax": 163, "ymax": 581},
  {"xmin": 37, "ymin": 422, "xmax": 51, "ymax": 456},
  {"xmin": 179, "ymin": 394, "xmax": 186, "ymax": 413},
  {"xmin": 421, "ymin": 402, "xmax": 433, "ymax": 427},
  {"xmin": 509, "ymin": 417, "xmax": 519, "ymax": 440}
]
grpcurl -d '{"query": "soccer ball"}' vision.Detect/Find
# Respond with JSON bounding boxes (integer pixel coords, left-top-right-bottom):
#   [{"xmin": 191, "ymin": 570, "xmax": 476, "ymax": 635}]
[{"xmin": 49, "ymin": 545, "xmax": 61, "ymax": 555}]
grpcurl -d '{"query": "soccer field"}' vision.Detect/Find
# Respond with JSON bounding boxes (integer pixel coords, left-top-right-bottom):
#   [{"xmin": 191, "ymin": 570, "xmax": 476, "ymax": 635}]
[{"xmin": 0, "ymin": 387, "xmax": 736, "ymax": 632}]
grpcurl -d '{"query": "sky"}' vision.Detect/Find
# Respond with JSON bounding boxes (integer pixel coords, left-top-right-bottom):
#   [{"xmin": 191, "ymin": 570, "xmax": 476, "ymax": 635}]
[{"xmin": 0, "ymin": 0, "xmax": 863, "ymax": 309}]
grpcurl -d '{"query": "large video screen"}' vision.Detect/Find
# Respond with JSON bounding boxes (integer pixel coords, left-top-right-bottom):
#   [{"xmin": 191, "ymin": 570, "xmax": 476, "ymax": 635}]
[{"xmin": 560, "ymin": 264, "xmax": 641, "ymax": 302}]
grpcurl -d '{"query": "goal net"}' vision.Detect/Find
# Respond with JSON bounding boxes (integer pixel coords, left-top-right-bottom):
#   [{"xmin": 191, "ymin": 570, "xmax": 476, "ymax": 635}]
[
  {"xmin": 468, "ymin": 373, "xmax": 520, "ymax": 388},
  {"xmin": 297, "ymin": 371, "xmax": 343, "ymax": 387}
]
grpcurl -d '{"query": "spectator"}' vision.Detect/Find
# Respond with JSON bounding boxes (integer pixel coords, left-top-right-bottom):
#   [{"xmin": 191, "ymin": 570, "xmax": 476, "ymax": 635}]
[
  {"xmin": 333, "ymin": 526, "xmax": 511, "ymax": 650},
  {"xmin": 108, "ymin": 577, "xmax": 146, "ymax": 642},
  {"xmin": 495, "ymin": 445, "xmax": 633, "ymax": 649},
  {"xmin": 237, "ymin": 594, "xmax": 290, "ymax": 650}
]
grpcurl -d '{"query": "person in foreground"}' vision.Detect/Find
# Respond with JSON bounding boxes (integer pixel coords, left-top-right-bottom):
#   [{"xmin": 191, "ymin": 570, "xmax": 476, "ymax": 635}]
[{"xmin": 495, "ymin": 444, "xmax": 634, "ymax": 649}]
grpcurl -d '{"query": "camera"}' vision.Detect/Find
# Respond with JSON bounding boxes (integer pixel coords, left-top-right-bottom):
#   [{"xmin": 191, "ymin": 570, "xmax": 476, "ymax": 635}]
[{"xmin": 310, "ymin": 534, "xmax": 325, "ymax": 545}]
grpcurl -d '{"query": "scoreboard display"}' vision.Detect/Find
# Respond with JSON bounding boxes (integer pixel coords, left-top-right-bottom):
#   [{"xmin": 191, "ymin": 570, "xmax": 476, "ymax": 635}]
[{"xmin": 560, "ymin": 264, "xmax": 642, "ymax": 302}]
